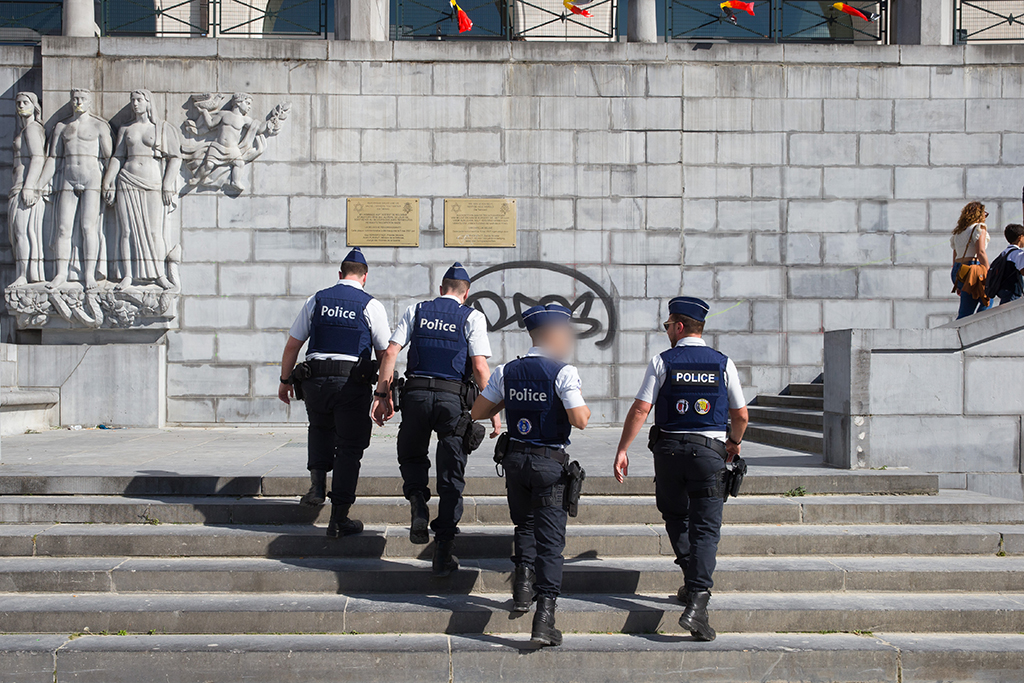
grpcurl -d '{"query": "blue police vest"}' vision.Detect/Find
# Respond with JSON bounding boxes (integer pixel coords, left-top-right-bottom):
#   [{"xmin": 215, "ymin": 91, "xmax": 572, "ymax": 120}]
[
  {"xmin": 308, "ymin": 283, "xmax": 374, "ymax": 359},
  {"xmin": 654, "ymin": 345, "xmax": 730, "ymax": 432},
  {"xmin": 504, "ymin": 356, "xmax": 572, "ymax": 448},
  {"xmin": 407, "ymin": 297, "xmax": 473, "ymax": 382}
]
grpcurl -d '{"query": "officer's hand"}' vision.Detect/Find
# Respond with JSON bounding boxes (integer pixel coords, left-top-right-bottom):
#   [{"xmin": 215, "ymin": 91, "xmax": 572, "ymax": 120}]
[
  {"xmin": 614, "ymin": 450, "xmax": 629, "ymax": 483},
  {"xmin": 489, "ymin": 414, "xmax": 501, "ymax": 438},
  {"xmin": 725, "ymin": 441, "xmax": 740, "ymax": 460},
  {"xmin": 278, "ymin": 382, "xmax": 293, "ymax": 405},
  {"xmin": 371, "ymin": 398, "xmax": 386, "ymax": 426}
]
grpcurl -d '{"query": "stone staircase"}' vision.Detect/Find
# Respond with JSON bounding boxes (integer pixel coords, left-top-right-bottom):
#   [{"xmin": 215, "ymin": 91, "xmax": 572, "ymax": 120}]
[
  {"xmin": 1, "ymin": 472, "xmax": 1023, "ymax": 682},
  {"xmin": 746, "ymin": 381, "xmax": 825, "ymax": 455}
]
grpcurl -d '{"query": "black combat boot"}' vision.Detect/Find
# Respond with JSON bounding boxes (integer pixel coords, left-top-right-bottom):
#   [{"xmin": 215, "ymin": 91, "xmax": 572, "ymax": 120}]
[
  {"xmin": 326, "ymin": 504, "xmax": 363, "ymax": 538},
  {"xmin": 299, "ymin": 470, "xmax": 328, "ymax": 507},
  {"xmin": 512, "ymin": 565, "xmax": 536, "ymax": 613},
  {"xmin": 432, "ymin": 539, "xmax": 459, "ymax": 577},
  {"xmin": 409, "ymin": 492, "xmax": 430, "ymax": 545},
  {"xmin": 679, "ymin": 589, "xmax": 716, "ymax": 642},
  {"xmin": 676, "ymin": 585, "xmax": 689, "ymax": 604},
  {"xmin": 530, "ymin": 596, "xmax": 562, "ymax": 647}
]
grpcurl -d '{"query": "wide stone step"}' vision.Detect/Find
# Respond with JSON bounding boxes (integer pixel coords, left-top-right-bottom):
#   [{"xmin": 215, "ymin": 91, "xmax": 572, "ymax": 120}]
[
  {"xmin": 747, "ymin": 406, "xmax": 824, "ymax": 430},
  {"xmin": 1, "ymin": 491, "xmax": 1019, "ymax": 526},
  {"xmin": 753, "ymin": 394, "xmax": 824, "ymax": 411},
  {"xmin": 2, "ymin": 555, "xmax": 1023, "ymax": 595},
  {"xmin": 789, "ymin": 383, "xmax": 825, "ymax": 398},
  {"xmin": 0, "ymin": 471, "xmax": 938, "ymax": 497},
  {"xmin": 2, "ymin": 522, "xmax": 1019, "ymax": 559},
  {"xmin": 2, "ymin": 591, "xmax": 1023, "ymax": 635},
  {"xmin": 745, "ymin": 424, "xmax": 824, "ymax": 454},
  {"xmin": 6, "ymin": 632, "xmax": 1024, "ymax": 683}
]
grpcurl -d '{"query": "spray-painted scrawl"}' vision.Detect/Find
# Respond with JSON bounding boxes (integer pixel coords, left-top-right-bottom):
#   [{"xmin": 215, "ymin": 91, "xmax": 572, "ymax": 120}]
[{"xmin": 3, "ymin": 89, "xmax": 289, "ymax": 330}]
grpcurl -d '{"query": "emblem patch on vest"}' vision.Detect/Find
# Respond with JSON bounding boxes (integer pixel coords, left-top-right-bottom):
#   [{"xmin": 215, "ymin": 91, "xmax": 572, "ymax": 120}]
[
  {"xmin": 694, "ymin": 399, "xmax": 711, "ymax": 415},
  {"xmin": 675, "ymin": 399, "xmax": 689, "ymax": 414},
  {"xmin": 516, "ymin": 418, "xmax": 532, "ymax": 435}
]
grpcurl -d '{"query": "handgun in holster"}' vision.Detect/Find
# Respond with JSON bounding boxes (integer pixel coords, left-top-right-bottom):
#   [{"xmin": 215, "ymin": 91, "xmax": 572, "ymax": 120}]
[
  {"xmin": 493, "ymin": 431, "xmax": 511, "ymax": 476},
  {"xmin": 719, "ymin": 455, "xmax": 747, "ymax": 502},
  {"xmin": 289, "ymin": 362, "xmax": 312, "ymax": 401},
  {"xmin": 564, "ymin": 460, "xmax": 586, "ymax": 517},
  {"xmin": 647, "ymin": 425, "xmax": 661, "ymax": 452},
  {"xmin": 391, "ymin": 373, "xmax": 405, "ymax": 412}
]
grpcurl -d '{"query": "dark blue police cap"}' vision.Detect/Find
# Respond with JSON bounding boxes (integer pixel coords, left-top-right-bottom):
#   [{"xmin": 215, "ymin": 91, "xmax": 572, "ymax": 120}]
[
  {"xmin": 342, "ymin": 247, "xmax": 367, "ymax": 267},
  {"xmin": 668, "ymin": 296, "xmax": 710, "ymax": 322},
  {"xmin": 522, "ymin": 304, "xmax": 572, "ymax": 332},
  {"xmin": 443, "ymin": 262, "xmax": 470, "ymax": 282}
]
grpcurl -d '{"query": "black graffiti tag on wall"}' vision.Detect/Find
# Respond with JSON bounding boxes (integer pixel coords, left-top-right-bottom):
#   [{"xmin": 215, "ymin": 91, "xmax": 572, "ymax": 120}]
[{"xmin": 467, "ymin": 261, "xmax": 617, "ymax": 349}]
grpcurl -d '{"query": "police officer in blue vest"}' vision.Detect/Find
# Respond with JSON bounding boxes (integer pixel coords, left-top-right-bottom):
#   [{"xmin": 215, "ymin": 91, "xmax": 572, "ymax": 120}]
[
  {"xmin": 613, "ymin": 297, "xmax": 748, "ymax": 641},
  {"xmin": 471, "ymin": 304, "xmax": 590, "ymax": 647},
  {"xmin": 371, "ymin": 263, "xmax": 501, "ymax": 576},
  {"xmin": 279, "ymin": 248, "xmax": 392, "ymax": 538}
]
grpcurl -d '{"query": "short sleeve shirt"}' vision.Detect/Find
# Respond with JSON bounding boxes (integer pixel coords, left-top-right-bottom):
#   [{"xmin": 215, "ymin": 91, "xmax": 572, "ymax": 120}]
[
  {"xmin": 481, "ymin": 346, "xmax": 586, "ymax": 410},
  {"xmin": 389, "ymin": 295, "xmax": 492, "ymax": 358},
  {"xmin": 288, "ymin": 279, "xmax": 391, "ymax": 361}
]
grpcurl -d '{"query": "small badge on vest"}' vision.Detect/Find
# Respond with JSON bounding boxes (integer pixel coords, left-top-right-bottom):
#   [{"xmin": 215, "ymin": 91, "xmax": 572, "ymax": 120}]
[
  {"xmin": 675, "ymin": 399, "xmax": 689, "ymax": 414},
  {"xmin": 694, "ymin": 398, "xmax": 711, "ymax": 415},
  {"xmin": 516, "ymin": 418, "xmax": 532, "ymax": 435},
  {"xmin": 670, "ymin": 370, "xmax": 720, "ymax": 387}
]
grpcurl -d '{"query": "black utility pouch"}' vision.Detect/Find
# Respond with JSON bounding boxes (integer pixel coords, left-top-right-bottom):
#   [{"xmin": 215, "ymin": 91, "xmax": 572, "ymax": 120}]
[
  {"xmin": 647, "ymin": 425, "xmax": 661, "ymax": 452},
  {"xmin": 456, "ymin": 412, "xmax": 486, "ymax": 454},
  {"xmin": 493, "ymin": 432, "xmax": 511, "ymax": 476}
]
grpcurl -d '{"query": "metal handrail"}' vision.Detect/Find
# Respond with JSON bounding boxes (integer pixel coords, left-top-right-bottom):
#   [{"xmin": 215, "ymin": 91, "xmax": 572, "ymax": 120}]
[
  {"xmin": 955, "ymin": 0, "xmax": 1024, "ymax": 42},
  {"xmin": 667, "ymin": 0, "xmax": 886, "ymax": 43}
]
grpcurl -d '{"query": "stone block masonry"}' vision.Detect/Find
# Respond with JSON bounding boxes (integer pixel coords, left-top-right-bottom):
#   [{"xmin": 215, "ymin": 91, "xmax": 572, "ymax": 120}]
[{"xmin": 1, "ymin": 40, "xmax": 1024, "ymax": 425}]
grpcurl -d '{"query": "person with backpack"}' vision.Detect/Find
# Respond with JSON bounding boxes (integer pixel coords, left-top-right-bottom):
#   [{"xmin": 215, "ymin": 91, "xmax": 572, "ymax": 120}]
[
  {"xmin": 987, "ymin": 224, "xmax": 1024, "ymax": 306},
  {"xmin": 950, "ymin": 201, "xmax": 993, "ymax": 319}
]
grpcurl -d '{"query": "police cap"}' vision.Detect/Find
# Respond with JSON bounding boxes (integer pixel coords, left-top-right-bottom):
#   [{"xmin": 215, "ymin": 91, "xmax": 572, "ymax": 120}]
[
  {"xmin": 668, "ymin": 296, "xmax": 710, "ymax": 322},
  {"xmin": 443, "ymin": 262, "xmax": 470, "ymax": 282},
  {"xmin": 522, "ymin": 303, "xmax": 572, "ymax": 331},
  {"xmin": 342, "ymin": 247, "xmax": 367, "ymax": 267}
]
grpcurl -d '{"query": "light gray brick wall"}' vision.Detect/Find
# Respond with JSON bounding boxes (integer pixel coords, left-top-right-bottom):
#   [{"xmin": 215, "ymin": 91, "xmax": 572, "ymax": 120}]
[{"xmin": 3, "ymin": 40, "xmax": 1023, "ymax": 423}]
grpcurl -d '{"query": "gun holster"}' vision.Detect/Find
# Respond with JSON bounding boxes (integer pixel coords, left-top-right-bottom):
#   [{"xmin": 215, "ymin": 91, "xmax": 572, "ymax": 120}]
[
  {"xmin": 719, "ymin": 455, "xmax": 747, "ymax": 502},
  {"xmin": 391, "ymin": 374, "xmax": 405, "ymax": 412},
  {"xmin": 289, "ymin": 362, "xmax": 312, "ymax": 401},
  {"xmin": 493, "ymin": 432, "xmax": 511, "ymax": 477},
  {"xmin": 356, "ymin": 358, "xmax": 380, "ymax": 385},
  {"xmin": 647, "ymin": 425, "xmax": 661, "ymax": 452},
  {"xmin": 564, "ymin": 460, "xmax": 586, "ymax": 518}
]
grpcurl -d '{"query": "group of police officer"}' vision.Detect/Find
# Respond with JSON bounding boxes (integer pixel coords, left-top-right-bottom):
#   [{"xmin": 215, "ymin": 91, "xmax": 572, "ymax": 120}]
[{"xmin": 279, "ymin": 249, "xmax": 749, "ymax": 647}]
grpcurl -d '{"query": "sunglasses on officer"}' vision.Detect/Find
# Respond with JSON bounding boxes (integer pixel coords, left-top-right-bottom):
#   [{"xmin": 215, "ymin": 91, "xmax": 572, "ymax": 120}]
[{"xmin": 663, "ymin": 320, "xmax": 681, "ymax": 332}]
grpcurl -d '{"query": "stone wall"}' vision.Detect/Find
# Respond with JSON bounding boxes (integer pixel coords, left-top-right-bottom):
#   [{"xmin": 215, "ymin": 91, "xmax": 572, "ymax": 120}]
[
  {"xmin": 3, "ymin": 38, "xmax": 1024, "ymax": 425},
  {"xmin": 823, "ymin": 301, "xmax": 1024, "ymax": 499}
]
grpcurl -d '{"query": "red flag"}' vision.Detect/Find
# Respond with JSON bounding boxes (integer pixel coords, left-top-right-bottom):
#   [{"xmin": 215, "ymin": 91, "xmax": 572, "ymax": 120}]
[
  {"xmin": 450, "ymin": 0, "xmax": 473, "ymax": 32},
  {"xmin": 832, "ymin": 2, "xmax": 871, "ymax": 20},
  {"xmin": 563, "ymin": 0, "xmax": 592, "ymax": 16},
  {"xmin": 720, "ymin": 0, "xmax": 755, "ymax": 15}
]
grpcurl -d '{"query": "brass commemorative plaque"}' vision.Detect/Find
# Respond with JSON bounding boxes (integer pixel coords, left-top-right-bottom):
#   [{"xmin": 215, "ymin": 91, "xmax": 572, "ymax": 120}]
[
  {"xmin": 443, "ymin": 199, "xmax": 516, "ymax": 248},
  {"xmin": 346, "ymin": 198, "xmax": 420, "ymax": 247}
]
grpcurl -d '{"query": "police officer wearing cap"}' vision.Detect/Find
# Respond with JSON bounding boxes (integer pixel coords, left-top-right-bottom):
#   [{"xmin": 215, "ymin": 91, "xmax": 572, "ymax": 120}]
[
  {"xmin": 279, "ymin": 247, "xmax": 392, "ymax": 538},
  {"xmin": 471, "ymin": 304, "xmax": 590, "ymax": 647},
  {"xmin": 612, "ymin": 296, "xmax": 749, "ymax": 641},
  {"xmin": 371, "ymin": 263, "xmax": 501, "ymax": 577}
]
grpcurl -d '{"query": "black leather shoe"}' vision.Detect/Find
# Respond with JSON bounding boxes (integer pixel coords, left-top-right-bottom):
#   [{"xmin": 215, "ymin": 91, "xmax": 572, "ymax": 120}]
[
  {"xmin": 299, "ymin": 470, "xmax": 328, "ymax": 507},
  {"xmin": 676, "ymin": 586, "xmax": 689, "ymax": 604},
  {"xmin": 679, "ymin": 589, "xmax": 716, "ymax": 641},
  {"xmin": 432, "ymin": 539, "xmax": 459, "ymax": 577},
  {"xmin": 326, "ymin": 505, "xmax": 363, "ymax": 538},
  {"xmin": 409, "ymin": 492, "xmax": 430, "ymax": 545},
  {"xmin": 530, "ymin": 596, "xmax": 562, "ymax": 646},
  {"xmin": 512, "ymin": 565, "xmax": 535, "ymax": 613}
]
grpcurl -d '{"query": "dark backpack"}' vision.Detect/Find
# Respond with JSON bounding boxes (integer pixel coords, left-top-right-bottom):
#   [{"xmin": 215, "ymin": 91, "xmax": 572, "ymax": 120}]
[{"xmin": 986, "ymin": 247, "xmax": 1024, "ymax": 299}]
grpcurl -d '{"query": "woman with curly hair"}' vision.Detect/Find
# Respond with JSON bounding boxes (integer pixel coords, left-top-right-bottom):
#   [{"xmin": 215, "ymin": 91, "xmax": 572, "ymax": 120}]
[{"xmin": 951, "ymin": 201, "xmax": 992, "ymax": 319}]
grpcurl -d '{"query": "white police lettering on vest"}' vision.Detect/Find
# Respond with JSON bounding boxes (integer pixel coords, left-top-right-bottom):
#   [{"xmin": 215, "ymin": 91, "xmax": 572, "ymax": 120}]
[
  {"xmin": 420, "ymin": 317, "xmax": 458, "ymax": 333},
  {"xmin": 509, "ymin": 387, "xmax": 548, "ymax": 402},
  {"xmin": 321, "ymin": 305, "xmax": 357, "ymax": 320},
  {"xmin": 671, "ymin": 371, "xmax": 719, "ymax": 386}
]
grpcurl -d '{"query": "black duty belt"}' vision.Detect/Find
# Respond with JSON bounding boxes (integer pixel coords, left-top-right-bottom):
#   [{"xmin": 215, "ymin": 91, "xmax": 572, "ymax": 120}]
[
  {"xmin": 509, "ymin": 440, "xmax": 569, "ymax": 465},
  {"xmin": 404, "ymin": 376, "xmax": 469, "ymax": 395},
  {"xmin": 307, "ymin": 359, "xmax": 357, "ymax": 378},
  {"xmin": 660, "ymin": 432, "xmax": 728, "ymax": 459}
]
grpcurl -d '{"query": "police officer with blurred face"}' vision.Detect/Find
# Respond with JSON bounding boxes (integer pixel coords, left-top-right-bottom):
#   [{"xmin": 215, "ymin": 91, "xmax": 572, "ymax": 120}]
[
  {"xmin": 471, "ymin": 304, "xmax": 590, "ymax": 647},
  {"xmin": 279, "ymin": 247, "xmax": 391, "ymax": 539},
  {"xmin": 612, "ymin": 297, "xmax": 748, "ymax": 641},
  {"xmin": 371, "ymin": 263, "xmax": 501, "ymax": 577}
]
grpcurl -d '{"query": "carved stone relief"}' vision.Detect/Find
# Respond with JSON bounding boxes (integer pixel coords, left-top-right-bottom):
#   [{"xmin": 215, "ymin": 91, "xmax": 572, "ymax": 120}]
[{"xmin": 3, "ymin": 89, "xmax": 290, "ymax": 330}]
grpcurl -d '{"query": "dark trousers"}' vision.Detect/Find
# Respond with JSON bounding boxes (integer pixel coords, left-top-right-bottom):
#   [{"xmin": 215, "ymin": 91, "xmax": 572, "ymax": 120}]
[
  {"xmin": 504, "ymin": 447, "xmax": 568, "ymax": 599},
  {"xmin": 653, "ymin": 438, "xmax": 726, "ymax": 593},
  {"xmin": 396, "ymin": 387, "xmax": 467, "ymax": 542},
  {"xmin": 302, "ymin": 376, "xmax": 372, "ymax": 507}
]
